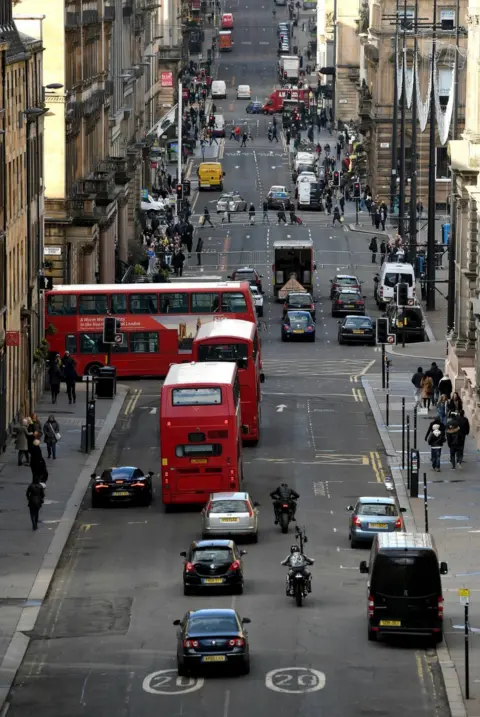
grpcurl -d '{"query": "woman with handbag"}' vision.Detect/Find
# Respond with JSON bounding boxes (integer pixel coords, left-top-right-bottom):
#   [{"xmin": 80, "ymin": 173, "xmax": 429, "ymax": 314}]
[{"xmin": 43, "ymin": 414, "xmax": 60, "ymax": 460}]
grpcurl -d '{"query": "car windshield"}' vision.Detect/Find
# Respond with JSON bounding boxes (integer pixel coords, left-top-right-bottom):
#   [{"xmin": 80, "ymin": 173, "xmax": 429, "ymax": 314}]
[
  {"xmin": 384, "ymin": 272, "xmax": 413, "ymax": 287},
  {"xmin": 210, "ymin": 500, "xmax": 249, "ymax": 513},
  {"xmin": 237, "ymin": 271, "xmax": 256, "ymax": 281},
  {"xmin": 339, "ymin": 292, "xmax": 361, "ymax": 302},
  {"xmin": 188, "ymin": 615, "xmax": 238, "ymax": 634},
  {"xmin": 357, "ymin": 503, "xmax": 398, "ymax": 516},
  {"xmin": 192, "ymin": 548, "xmax": 233, "ymax": 562},
  {"xmin": 345, "ymin": 317, "xmax": 372, "ymax": 328},
  {"xmin": 289, "ymin": 295, "xmax": 311, "ymax": 305},
  {"xmin": 372, "ymin": 553, "xmax": 441, "ymax": 597}
]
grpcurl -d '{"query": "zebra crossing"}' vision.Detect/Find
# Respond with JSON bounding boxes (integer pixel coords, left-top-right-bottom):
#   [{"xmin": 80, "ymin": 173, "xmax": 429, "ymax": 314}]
[{"xmin": 262, "ymin": 358, "xmax": 376, "ymax": 378}]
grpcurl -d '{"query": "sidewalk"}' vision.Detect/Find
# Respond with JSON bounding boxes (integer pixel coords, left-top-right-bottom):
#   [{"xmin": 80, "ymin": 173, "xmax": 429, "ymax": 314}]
[
  {"xmin": 362, "ymin": 367, "xmax": 480, "ymax": 717},
  {"xmin": 0, "ymin": 382, "xmax": 127, "ymax": 711}
]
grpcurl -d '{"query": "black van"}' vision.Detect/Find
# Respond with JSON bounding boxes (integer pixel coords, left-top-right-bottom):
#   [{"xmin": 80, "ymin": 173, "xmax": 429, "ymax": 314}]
[{"xmin": 359, "ymin": 533, "xmax": 448, "ymax": 643}]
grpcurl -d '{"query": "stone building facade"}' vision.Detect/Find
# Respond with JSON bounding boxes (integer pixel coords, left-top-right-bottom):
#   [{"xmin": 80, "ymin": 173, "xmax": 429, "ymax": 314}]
[
  {"xmin": 446, "ymin": 0, "xmax": 480, "ymax": 447},
  {"xmin": 0, "ymin": 0, "xmax": 45, "ymax": 443},
  {"xmin": 357, "ymin": 0, "xmax": 467, "ymax": 207}
]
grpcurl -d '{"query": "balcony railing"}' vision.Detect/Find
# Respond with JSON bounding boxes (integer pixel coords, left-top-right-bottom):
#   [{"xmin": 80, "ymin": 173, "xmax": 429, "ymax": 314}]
[
  {"xmin": 82, "ymin": 9, "xmax": 99, "ymax": 24},
  {"xmin": 65, "ymin": 12, "xmax": 80, "ymax": 28},
  {"xmin": 104, "ymin": 4, "xmax": 116, "ymax": 21}
]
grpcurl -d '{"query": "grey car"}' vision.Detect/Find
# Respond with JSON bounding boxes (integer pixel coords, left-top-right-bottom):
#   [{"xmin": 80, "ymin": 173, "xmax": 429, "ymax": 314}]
[
  {"xmin": 347, "ymin": 496, "xmax": 406, "ymax": 548},
  {"xmin": 216, "ymin": 192, "xmax": 247, "ymax": 213},
  {"xmin": 201, "ymin": 492, "xmax": 259, "ymax": 542}
]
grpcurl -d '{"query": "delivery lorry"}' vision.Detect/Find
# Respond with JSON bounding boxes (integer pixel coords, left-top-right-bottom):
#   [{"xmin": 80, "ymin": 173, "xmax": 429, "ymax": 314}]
[
  {"xmin": 273, "ymin": 239, "xmax": 315, "ymax": 297},
  {"xmin": 262, "ymin": 87, "xmax": 309, "ymax": 114},
  {"xmin": 279, "ymin": 55, "xmax": 300, "ymax": 80},
  {"xmin": 219, "ymin": 30, "xmax": 232, "ymax": 51}
]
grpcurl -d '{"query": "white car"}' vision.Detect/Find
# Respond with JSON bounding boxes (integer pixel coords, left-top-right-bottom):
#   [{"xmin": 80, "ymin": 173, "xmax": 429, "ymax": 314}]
[
  {"xmin": 141, "ymin": 194, "xmax": 165, "ymax": 214},
  {"xmin": 250, "ymin": 285, "xmax": 264, "ymax": 317}
]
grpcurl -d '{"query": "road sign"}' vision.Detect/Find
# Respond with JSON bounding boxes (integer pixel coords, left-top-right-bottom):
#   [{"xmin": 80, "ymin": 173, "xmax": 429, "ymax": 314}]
[
  {"xmin": 459, "ymin": 588, "xmax": 470, "ymax": 605},
  {"xmin": 386, "ymin": 334, "xmax": 396, "ymax": 344},
  {"xmin": 114, "ymin": 333, "xmax": 123, "ymax": 344},
  {"xmin": 265, "ymin": 667, "xmax": 326, "ymax": 694},
  {"xmin": 142, "ymin": 669, "xmax": 204, "ymax": 695}
]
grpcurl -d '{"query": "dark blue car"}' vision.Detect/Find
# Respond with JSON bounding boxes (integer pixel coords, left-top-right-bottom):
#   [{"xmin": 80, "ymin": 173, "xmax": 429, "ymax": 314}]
[
  {"xmin": 246, "ymin": 101, "xmax": 263, "ymax": 114},
  {"xmin": 281, "ymin": 310, "xmax": 316, "ymax": 342}
]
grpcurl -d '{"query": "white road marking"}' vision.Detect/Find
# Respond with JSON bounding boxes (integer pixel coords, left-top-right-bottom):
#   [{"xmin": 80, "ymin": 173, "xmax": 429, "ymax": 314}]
[
  {"xmin": 265, "ymin": 667, "xmax": 326, "ymax": 694},
  {"xmin": 142, "ymin": 669, "xmax": 204, "ymax": 695},
  {"xmin": 149, "ymin": 407, "xmax": 157, "ymax": 414},
  {"xmin": 223, "ymin": 689, "xmax": 231, "ymax": 717},
  {"xmin": 276, "ymin": 404, "xmax": 287, "ymax": 412}
]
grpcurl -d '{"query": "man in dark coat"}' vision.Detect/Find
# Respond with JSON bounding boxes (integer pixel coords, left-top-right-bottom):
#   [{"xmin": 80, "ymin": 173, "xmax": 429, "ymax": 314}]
[
  {"xmin": 62, "ymin": 351, "xmax": 77, "ymax": 404},
  {"xmin": 26, "ymin": 476, "xmax": 45, "ymax": 531}
]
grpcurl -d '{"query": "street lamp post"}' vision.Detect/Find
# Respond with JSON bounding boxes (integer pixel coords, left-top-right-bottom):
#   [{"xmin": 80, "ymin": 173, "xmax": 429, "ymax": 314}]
[
  {"xmin": 408, "ymin": 0, "xmax": 419, "ymax": 266},
  {"xmin": 426, "ymin": 0, "xmax": 437, "ymax": 311},
  {"xmin": 177, "ymin": 78, "xmax": 183, "ymax": 218},
  {"xmin": 390, "ymin": 0, "xmax": 400, "ymax": 214},
  {"xmin": 398, "ymin": 0, "xmax": 407, "ymax": 239}
]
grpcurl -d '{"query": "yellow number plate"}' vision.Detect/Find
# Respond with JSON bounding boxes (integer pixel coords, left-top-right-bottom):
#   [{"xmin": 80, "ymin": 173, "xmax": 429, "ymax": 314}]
[
  {"xmin": 293, "ymin": 329, "xmax": 304, "ymax": 333},
  {"xmin": 204, "ymin": 578, "xmax": 224, "ymax": 584},
  {"xmin": 352, "ymin": 330, "xmax": 364, "ymax": 334},
  {"xmin": 191, "ymin": 459, "xmax": 207, "ymax": 464},
  {"xmin": 369, "ymin": 523, "xmax": 388, "ymax": 529},
  {"xmin": 112, "ymin": 491, "xmax": 130, "ymax": 496},
  {"xmin": 202, "ymin": 655, "xmax": 226, "ymax": 662},
  {"xmin": 221, "ymin": 517, "xmax": 239, "ymax": 522},
  {"xmin": 379, "ymin": 620, "xmax": 401, "ymax": 627}
]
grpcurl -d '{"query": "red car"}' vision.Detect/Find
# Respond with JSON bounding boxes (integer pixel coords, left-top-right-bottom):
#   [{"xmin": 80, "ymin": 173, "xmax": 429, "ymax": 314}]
[
  {"xmin": 228, "ymin": 267, "xmax": 263, "ymax": 293},
  {"xmin": 330, "ymin": 273, "xmax": 361, "ymax": 299}
]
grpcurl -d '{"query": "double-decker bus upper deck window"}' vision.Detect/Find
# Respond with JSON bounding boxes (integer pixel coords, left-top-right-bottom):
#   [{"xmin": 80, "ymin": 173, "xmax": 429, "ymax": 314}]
[
  {"xmin": 160, "ymin": 292, "xmax": 188, "ymax": 313},
  {"xmin": 197, "ymin": 342, "xmax": 248, "ymax": 364},
  {"xmin": 191, "ymin": 292, "xmax": 220, "ymax": 313},
  {"xmin": 79, "ymin": 294, "xmax": 108, "ymax": 315},
  {"xmin": 111, "ymin": 294, "xmax": 127, "ymax": 314},
  {"xmin": 221, "ymin": 292, "xmax": 247, "ymax": 313},
  {"xmin": 48, "ymin": 294, "xmax": 77, "ymax": 315},
  {"xmin": 130, "ymin": 293, "xmax": 158, "ymax": 314},
  {"xmin": 172, "ymin": 387, "xmax": 222, "ymax": 406}
]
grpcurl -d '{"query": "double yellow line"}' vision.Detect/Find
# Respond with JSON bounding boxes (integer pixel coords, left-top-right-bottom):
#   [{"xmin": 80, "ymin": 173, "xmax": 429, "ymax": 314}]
[
  {"xmin": 124, "ymin": 388, "xmax": 142, "ymax": 415},
  {"xmin": 370, "ymin": 451, "xmax": 386, "ymax": 483},
  {"xmin": 352, "ymin": 387, "xmax": 364, "ymax": 402}
]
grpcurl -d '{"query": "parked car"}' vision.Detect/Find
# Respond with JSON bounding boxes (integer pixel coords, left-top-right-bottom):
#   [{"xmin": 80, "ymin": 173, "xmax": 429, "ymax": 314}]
[{"xmin": 347, "ymin": 496, "xmax": 405, "ymax": 548}]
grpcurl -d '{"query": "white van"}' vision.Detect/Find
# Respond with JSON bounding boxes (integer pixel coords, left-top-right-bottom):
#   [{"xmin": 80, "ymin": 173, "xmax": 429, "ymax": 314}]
[
  {"xmin": 377, "ymin": 261, "xmax": 416, "ymax": 309},
  {"xmin": 211, "ymin": 80, "xmax": 227, "ymax": 99},
  {"xmin": 237, "ymin": 84, "xmax": 251, "ymax": 99},
  {"xmin": 298, "ymin": 182, "xmax": 312, "ymax": 208}
]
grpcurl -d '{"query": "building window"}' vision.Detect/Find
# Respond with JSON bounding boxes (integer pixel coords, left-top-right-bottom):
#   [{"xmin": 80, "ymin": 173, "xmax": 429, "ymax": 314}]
[
  {"xmin": 436, "ymin": 147, "xmax": 451, "ymax": 180},
  {"xmin": 439, "ymin": 8, "xmax": 455, "ymax": 29},
  {"xmin": 438, "ymin": 67, "xmax": 453, "ymax": 108}
]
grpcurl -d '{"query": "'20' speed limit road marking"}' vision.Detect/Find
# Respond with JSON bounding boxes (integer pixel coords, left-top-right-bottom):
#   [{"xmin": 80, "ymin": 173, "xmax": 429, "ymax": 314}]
[
  {"xmin": 265, "ymin": 667, "xmax": 326, "ymax": 694},
  {"xmin": 142, "ymin": 669, "xmax": 204, "ymax": 695}
]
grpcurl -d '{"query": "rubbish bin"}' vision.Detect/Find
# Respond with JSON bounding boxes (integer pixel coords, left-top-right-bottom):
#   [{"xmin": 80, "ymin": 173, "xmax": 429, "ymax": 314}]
[{"xmin": 96, "ymin": 366, "xmax": 117, "ymax": 399}]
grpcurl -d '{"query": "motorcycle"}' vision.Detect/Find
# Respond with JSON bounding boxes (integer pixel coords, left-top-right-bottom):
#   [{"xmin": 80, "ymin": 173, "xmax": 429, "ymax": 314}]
[
  {"xmin": 291, "ymin": 566, "xmax": 308, "ymax": 607},
  {"xmin": 275, "ymin": 499, "xmax": 295, "ymax": 533}
]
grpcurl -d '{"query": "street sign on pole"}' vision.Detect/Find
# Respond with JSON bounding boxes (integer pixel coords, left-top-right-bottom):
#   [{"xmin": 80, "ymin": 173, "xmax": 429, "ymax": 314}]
[{"xmin": 114, "ymin": 334, "xmax": 123, "ymax": 344}]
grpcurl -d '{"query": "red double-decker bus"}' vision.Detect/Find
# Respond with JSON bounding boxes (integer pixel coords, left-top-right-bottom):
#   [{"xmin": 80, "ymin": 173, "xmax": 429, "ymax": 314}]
[
  {"xmin": 192, "ymin": 318, "xmax": 264, "ymax": 444},
  {"xmin": 44, "ymin": 282, "xmax": 257, "ymax": 377},
  {"xmin": 160, "ymin": 362, "xmax": 244, "ymax": 507}
]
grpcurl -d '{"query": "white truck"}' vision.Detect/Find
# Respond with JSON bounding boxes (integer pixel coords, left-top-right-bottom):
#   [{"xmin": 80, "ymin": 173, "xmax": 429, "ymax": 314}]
[{"xmin": 279, "ymin": 56, "xmax": 300, "ymax": 81}]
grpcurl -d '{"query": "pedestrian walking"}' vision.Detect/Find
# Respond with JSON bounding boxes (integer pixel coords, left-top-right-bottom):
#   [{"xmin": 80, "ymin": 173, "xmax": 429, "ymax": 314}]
[
  {"xmin": 203, "ymin": 206, "xmax": 214, "ymax": 227},
  {"xmin": 26, "ymin": 476, "xmax": 45, "ymax": 531},
  {"xmin": 411, "ymin": 367, "xmax": 424, "ymax": 406},
  {"xmin": 240, "ymin": 132, "xmax": 248, "ymax": 147},
  {"xmin": 446, "ymin": 413, "xmax": 463, "ymax": 469},
  {"xmin": 43, "ymin": 414, "xmax": 60, "ymax": 460},
  {"xmin": 438, "ymin": 375, "xmax": 452, "ymax": 400},
  {"xmin": 277, "ymin": 208, "xmax": 288, "ymax": 225},
  {"xmin": 48, "ymin": 355, "xmax": 62, "ymax": 404},
  {"xmin": 436, "ymin": 394, "xmax": 448, "ymax": 427},
  {"xmin": 262, "ymin": 199, "xmax": 269, "ymax": 224},
  {"xmin": 426, "ymin": 423, "xmax": 445, "ymax": 472},
  {"xmin": 62, "ymin": 351, "xmax": 77, "ymax": 404},
  {"xmin": 380, "ymin": 239, "xmax": 386, "ymax": 264},
  {"xmin": 332, "ymin": 205, "xmax": 341, "ymax": 226},
  {"xmin": 222, "ymin": 210, "xmax": 229, "ymax": 224},
  {"xmin": 425, "ymin": 361, "xmax": 443, "ymax": 405},
  {"xmin": 420, "ymin": 373, "xmax": 434, "ymax": 410},
  {"xmin": 248, "ymin": 202, "xmax": 256, "ymax": 225},
  {"xmin": 15, "ymin": 418, "xmax": 30, "ymax": 466},
  {"xmin": 369, "ymin": 236, "xmax": 378, "ymax": 263},
  {"xmin": 339, "ymin": 195, "xmax": 345, "ymax": 214},
  {"xmin": 195, "ymin": 236, "xmax": 204, "ymax": 266},
  {"xmin": 29, "ymin": 436, "xmax": 48, "ymax": 483},
  {"xmin": 447, "ymin": 391, "xmax": 463, "ymax": 416}
]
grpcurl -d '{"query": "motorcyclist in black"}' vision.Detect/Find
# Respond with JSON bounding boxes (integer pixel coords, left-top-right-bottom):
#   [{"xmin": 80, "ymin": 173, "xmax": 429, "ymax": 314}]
[
  {"xmin": 270, "ymin": 483, "xmax": 299, "ymax": 524},
  {"xmin": 281, "ymin": 544, "xmax": 314, "ymax": 594}
]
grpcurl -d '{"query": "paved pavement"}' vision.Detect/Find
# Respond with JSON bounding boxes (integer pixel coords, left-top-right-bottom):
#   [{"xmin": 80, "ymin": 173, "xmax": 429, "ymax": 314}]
[{"xmin": 0, "ymin": 382, "xmax": 127, "ymax": 711}]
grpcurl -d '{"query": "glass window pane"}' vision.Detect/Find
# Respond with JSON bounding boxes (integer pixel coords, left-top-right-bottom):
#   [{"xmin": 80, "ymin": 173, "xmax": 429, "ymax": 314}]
[
  {"xmin": 221, "ymin": 292, "xmax": 247, "ymax": 313},
  {"xmin": 66, "ymin": 334, "xmax": 77, "ymax": 353},
  {"xmin": 130, "ymin": 332, "xmax": 159, "ymax": 353},
  {"xmin": 80, "ymin": 333, "xmax": 103, "ymax": 353},
  {"xmin": 111, "ymin": 333, "xmax": 129, "ymax": 353},
  {"xmin": 191, "ymin": 292, "xmax": 220, "ymax": 313},
  {"xmin": 79, "ymin": 294, "xmax": 108, "ymax": 315},
  {"xmin": 47, "ymin": 294, "xmax": 77, "ymax": 315},
  {"xmin": 129, "ymin": 294, "xmax": 158, "ymax": 314},
  {"xmin": 172, "ymin": 387, "xmax": 222, "ymax": 405},
  {"xmin": 111, "ymin": 294, "xmax": 127, "ymax": 314},
  {"xmin": 160, "ymin": 292, "xmax": 188, "ymax": 313}
]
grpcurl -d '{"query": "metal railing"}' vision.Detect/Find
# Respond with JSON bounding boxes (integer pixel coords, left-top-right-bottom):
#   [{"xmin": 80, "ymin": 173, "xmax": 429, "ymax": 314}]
[{"xmin": 186, "ymin": 249, "xmax": 376, "ymax": 273}]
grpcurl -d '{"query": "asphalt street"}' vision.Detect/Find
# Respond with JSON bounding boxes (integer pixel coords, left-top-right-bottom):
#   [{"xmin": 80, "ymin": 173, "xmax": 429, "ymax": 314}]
[{"xmin": 5, "ymin": 3, "xmax": 449, "ymax": 716}]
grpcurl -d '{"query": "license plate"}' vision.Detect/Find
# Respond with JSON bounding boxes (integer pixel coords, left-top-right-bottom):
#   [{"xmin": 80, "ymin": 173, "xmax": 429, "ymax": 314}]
[
  {"xmin": 345, "ymin": 305, "xmax": 355, "ymax": 309},
  {"xmin": 220, "ymin": 517, "xmax": 239, "ymax": 522},
  {"xmin": 379, "ymin": 620, "xmax": 401, "ymax": 627},
  {"xmin": 368, "ymin": 523, "xmax": 388, "ymax": 529},
  {"xmin": 191, "ymin": 459, "xmax": 207, "ymax": 464},
  {"xmin": 202, "ymin": 655, "xmax": 226, "ymax": 662},
  {"xmin": 352, "ymin": 330, "xmax": 364, "ymax": 334},
  {"xmin": 203, "ymin": 578, "xmax": 224, "ymax": 584},
  {"xmin": 202, "ymin": 183, "xmax": 210, "ymax": 187},
  {"xmin": 112, "ymin": 491, "xmax": 130, "ymax": 496},
  {"xmin": 293, "ymin": 329, "xmax": 304, "ymax": 333}
]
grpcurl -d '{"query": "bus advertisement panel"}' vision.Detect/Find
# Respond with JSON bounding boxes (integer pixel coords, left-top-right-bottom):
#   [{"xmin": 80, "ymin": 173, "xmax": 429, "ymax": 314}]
[
  {"xmin": 45, "ymin": 282, "xmax": 257, "ymax": 377},
  {"xmin": 160, "ymin": 362, "xmax": 244, "ymax": 506},
  {"xmin": 192, "ymin": 318, "xmax": 264, "ymax": 444}
]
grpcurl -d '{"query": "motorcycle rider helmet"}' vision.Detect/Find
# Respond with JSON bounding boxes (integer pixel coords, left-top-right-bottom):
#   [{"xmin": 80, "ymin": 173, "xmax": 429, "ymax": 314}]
[
  {"xmin": 290, "ymin": 544, "xmax": 300, "ymax": 553},
  {"xmin": 281, "ymin": 483, "xmax": 289, "ymax": 489}
]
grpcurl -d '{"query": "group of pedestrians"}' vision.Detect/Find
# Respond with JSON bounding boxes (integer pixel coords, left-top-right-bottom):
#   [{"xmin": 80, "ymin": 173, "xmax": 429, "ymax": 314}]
[
  {"xmin": 411, "ymin": 363, "xmax": 470, "ymax": 471},
  {"xmin": 48, "ymin": 351, "xmax": 77, "ymax": 404}
]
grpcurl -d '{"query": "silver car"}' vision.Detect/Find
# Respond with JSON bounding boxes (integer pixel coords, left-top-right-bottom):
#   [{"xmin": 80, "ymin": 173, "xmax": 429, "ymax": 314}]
[
  {"xmin": 201, "ymin": 492, "xmax": 259, "ymax": 542},
  {"xmin": 216, "ymin": 192, "xmax": 247, "ymax": 213},
  {"xmin": 347, "ymin": 496, "xmax": 405, "ymax": 548}
]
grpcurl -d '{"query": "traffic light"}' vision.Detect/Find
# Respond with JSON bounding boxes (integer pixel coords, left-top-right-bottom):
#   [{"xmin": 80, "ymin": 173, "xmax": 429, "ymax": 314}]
[
  {"xmin": 333, "ymin": 171, "xmax": 340, "ymax": 187},
  {"xmin": 376, "ymin": 317, "xmax": 389, "ymax": 344},
  {"xmin": 103, "ymin": 317, "xmax": 121, "ymax": 344},
  {"xmin": 176, "ymin": 183, "xmax": 183, "ymax": 199},
  {"xmin": 287, "ymin": 90, "xmax": 292, "ymax": 99},
  {"xmin": 396, "ymin": 282, "xmax": 409, "ymax": 306},
  {"xmin": 353, "ymin": 182, "xmax": 361, "ymax": 199}
]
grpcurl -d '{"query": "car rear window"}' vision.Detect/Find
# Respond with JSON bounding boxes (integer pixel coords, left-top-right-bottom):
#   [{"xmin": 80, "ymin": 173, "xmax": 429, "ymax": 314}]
[
  {"xmin": 192, "ymin": 548, "xmax": 233, "ymax": 562},
  {"xmin": 210, "ymin": 500, "xmax": 249, "ymax": 513},
  {"xmin": 288, "ymin": 314, "xmax": 309, "ymax": 325},
  {"xmin": 339, "ymin": 292, "xmax": 361, "ymax": 302},
  {"xmin": 403, "ymin": 309, "xmax": 423, "ymax": 327},
  {"xmin": 236, "ymin": 271, "xmax": 256, "ymax": 281},
  {"xmin": 372, "ymin": 553, "xmax": 441, "ymax": 597},
  {"xmin": 289, "ymin": 295, "xmax": 311, "ymax": 305},
  {"xmin": 198, "ymin": 343, "xmax": 248, "ymax": 363},
  {"xmin": 188, "ymin": 616, "xmax": 238, "ymax": 633},
  {"xmin": 337, "ymin": 277, "xmax": 358, "ymax": 286},
  {"xmin": 357, "ymin": 503, "xmax": 398, "ymax": 516},
  {"xmin": 345, "ymin": 317, "xmax": 372, "ymax": 328}
]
